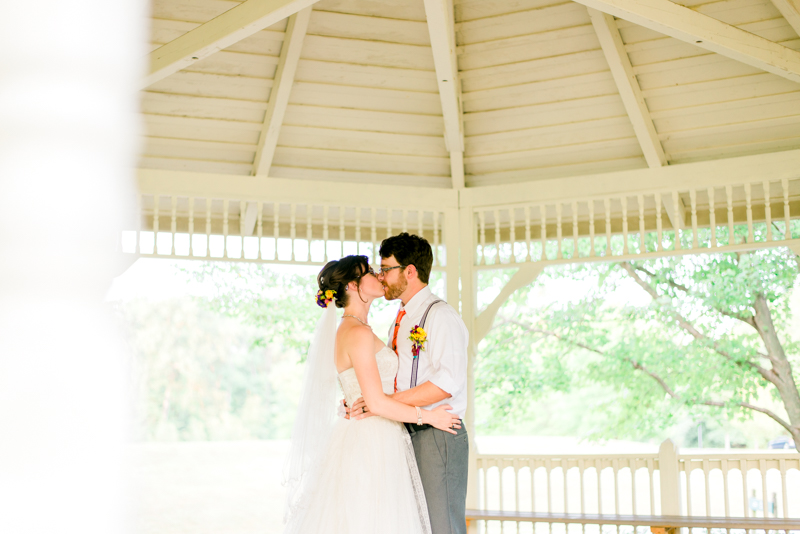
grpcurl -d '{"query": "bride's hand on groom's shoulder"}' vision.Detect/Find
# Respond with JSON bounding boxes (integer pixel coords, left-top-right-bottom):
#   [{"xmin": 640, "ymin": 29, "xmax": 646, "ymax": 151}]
[{"xmin": 427, "ymin": 405, "xmax": 461, "ymax": 435}]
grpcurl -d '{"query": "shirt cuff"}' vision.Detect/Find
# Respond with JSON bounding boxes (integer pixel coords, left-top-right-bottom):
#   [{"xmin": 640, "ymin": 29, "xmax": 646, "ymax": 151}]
[{"xmin": 429, "ymin": 369, "xmax": 457, "ymax": 399}]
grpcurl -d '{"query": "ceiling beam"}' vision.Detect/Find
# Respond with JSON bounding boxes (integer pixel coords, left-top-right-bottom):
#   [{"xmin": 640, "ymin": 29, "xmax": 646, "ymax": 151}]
[
  {"xmin": 587, "ymin": 8, "xmax": 683, "ymax": 227},
  {"xmin": 459, "ymin": 148, "xmax": 800, "ymax": 208},
  {"xmin": 423, "ymin": 0, "xmax": 465, "ymax": 189},
  {"xmin": 137, "ymin": 149, "xmax": 800, "ymax": 212},
  {"xmin": 136, "ymin": 168, "xmax": 460, "ymax": 210},
  {"xmin": 244, "ymin": 7, "xmax": 311, "ymax": 236},
  {"xmin": 571, "ymin": 0, "xmax": 800, "ymax": 84},
  {"xmin": 589, "ymin": 9, "xmax": 666, "ymax": 168},
  {"xmin": 770, "ymin": 0, "xmax": 800, "ymax": 38},
  {"xmin": 252, "ymin": 7, "xmax": 311, "ymax": 177},
  {"xmin": 143, "ymin": 0, "xmax": 319, "ymax": 88}
]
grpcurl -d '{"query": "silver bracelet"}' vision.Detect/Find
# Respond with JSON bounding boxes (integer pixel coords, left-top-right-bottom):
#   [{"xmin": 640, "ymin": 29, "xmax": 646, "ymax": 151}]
[{"xmin": 416, "ymin": 406, "xmax": 423, "ymax": 426}]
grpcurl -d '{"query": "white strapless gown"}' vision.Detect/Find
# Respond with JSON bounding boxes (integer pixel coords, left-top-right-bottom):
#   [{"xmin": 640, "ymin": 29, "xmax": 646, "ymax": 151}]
[{"xmin": 284, "ymin": 346, "xmax": 432, "ymax": 534}]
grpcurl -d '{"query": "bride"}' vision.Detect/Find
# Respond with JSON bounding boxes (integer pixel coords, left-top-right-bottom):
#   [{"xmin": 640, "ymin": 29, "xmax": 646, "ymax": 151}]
[{"xmin": 283, "ymin": 255, "xmax": 460, "ymax": 534}]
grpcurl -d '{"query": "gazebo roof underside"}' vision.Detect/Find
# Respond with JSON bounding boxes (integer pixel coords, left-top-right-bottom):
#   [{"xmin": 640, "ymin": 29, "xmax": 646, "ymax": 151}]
[{"xmin": 141, "ymin": 0, "xmax": 800, "ymax": 190}]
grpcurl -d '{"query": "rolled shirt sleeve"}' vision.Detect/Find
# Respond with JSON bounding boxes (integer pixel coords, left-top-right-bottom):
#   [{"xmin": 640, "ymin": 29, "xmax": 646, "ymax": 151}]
[{"xmin": 424, "ymin": 305, "xmax": 469, "ymax": 416}]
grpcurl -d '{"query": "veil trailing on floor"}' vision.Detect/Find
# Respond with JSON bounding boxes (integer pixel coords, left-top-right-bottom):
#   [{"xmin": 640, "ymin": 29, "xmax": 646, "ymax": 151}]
[{"xmin": 283, "ymin": 302, "xmax": 338, "ymax": 526}]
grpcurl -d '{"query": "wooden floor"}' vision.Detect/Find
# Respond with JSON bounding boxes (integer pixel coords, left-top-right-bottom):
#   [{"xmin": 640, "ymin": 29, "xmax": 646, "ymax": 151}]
[{"xmin": 129, "ymin": 440, "xmax": 291, "ymax": 534}]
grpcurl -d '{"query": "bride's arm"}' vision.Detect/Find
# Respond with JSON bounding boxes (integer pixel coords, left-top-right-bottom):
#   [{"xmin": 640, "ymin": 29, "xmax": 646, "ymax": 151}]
[{"xmin": 347, "ymin": 326, "xmax": 459, "ymax": 433}]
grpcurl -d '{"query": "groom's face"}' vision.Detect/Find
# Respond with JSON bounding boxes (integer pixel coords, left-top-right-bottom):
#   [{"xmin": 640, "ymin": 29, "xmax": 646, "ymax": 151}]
[{"xmin": 380, "ymin": 256, "xmax": 407, "ymax": 301}]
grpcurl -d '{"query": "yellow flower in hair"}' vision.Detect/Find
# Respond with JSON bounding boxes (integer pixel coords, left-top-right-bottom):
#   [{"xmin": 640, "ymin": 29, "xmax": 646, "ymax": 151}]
[{"xmin": 325, "ymin": 290, "xmax": 335, "ymax": 299}]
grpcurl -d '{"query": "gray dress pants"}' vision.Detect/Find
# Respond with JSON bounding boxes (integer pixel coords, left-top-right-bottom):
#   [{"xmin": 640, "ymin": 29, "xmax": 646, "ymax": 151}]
[{"xmin": 405, "ymin": 422, "xmax": 469, "ymax": 534}]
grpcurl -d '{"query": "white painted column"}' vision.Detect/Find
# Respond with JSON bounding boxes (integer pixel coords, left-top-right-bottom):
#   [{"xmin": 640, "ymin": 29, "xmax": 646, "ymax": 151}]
[
  {"xmin": 0, "ymin": 1, "xmax": 143, "ymax": 534},
  {"xmin": 659, "ymin": 439, "xmax": 682, "ymax": 515},
  {"xmin": 444, "ymin": 208, "xmax": 461, "ymax": 307},
  {"xmin": 458, "ymin": 206, "xmax": 479, "ymax": 532}
]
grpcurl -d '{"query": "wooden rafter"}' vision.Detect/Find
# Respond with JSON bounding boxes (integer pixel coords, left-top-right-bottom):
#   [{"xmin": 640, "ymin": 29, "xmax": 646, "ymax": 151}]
[
  {"xmin": 571, "ymin": 0, "xmax": 800, "ymax": 83},
  {"xmin": 243, "ymin": 7, "xmax": 311, "ymax": 235},
  {"xmin": 588, "ymin": 9, "xmax": 666, "ymax": 168},
  {"xmin": 587, "ymin": 8, "xmax": 683, "ymax": 228},
  {"xmin": 423, "ymin": 0, "xmax": 465, "ymax": 189},
  {"xmin": 252, "ymin": 7, "xmax": 311, "ymax": 177},
  {"xmin": 770, "ymin": 0, "xmax": 800, "ymax": 38},
  {"xmin": 143, "ymin": 0, "xmax": 318, "ymax": 88}
]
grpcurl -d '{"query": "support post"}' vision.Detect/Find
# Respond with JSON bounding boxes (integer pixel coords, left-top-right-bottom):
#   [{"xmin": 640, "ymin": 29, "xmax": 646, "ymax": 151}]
[
  {"xmin": 445, "ymin": 208, "xmax": 461, "ymax": 306},
  {"xmin": 458, "ymin": 206, "xmax": 479, "ymax": 533},
  {"xmin": 0, "ymin": 0, "xmax": 138, "ymax": 532},
  {"xmin": 659, "ymin": 439, "xmax": 682, "ymax": 515}
]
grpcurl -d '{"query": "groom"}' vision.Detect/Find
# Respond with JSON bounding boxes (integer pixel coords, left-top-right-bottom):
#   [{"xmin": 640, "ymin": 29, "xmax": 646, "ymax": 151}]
[{"xmin": 351, "ymin": 232, "xmax": 469, "ymax": 534}]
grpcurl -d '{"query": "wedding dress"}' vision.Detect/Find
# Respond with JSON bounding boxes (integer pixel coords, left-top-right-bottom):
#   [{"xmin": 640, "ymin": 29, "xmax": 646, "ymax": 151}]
[{"xmin": 283, "ymin": 345, "xmax": 432, "ymax": 534}]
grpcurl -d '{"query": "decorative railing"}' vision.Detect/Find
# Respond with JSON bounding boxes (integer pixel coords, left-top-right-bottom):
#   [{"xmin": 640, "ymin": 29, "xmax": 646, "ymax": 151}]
[
  {"xmin": 472, "ymin": 177, "xmax": 800, "ymax": 268},
  {"xmin": 122, "ymin": 194, "xmax": 448, "ymax": 268},
  {"xmin": 475, "ymin": 440, "xmax": 800, "ymax": 534}
]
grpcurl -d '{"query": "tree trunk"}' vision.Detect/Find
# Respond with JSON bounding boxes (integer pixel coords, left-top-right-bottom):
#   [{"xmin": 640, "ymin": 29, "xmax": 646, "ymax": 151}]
[{"xmin": 752, "ymin": 294, "xmax": 800, "ymax": 450}]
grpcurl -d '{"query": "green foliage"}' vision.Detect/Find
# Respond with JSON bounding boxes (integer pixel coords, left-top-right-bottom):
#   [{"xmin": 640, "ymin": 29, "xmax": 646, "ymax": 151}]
[
  {"xmin": 117, "ymin": 262, "xmax": 322, "ymax": 441},
  {"xmin": 476, "ymin": 247, "xmax": 800, "ymax": 443},
  {"xmin": 184, "ymin": 262, "xmax": 321, "ymax": 355}
]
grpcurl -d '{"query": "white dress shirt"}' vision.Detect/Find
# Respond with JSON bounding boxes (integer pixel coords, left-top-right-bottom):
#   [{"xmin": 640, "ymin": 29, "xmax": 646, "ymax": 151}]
[{"xmin": 389, "ymin": 286, "xmax": 469, "ymax": 419}]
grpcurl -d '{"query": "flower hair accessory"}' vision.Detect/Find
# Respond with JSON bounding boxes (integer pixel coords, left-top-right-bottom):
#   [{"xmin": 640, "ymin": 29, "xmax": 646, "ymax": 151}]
[
  {"xmin": 316, "ymin": 289, "xmax": 336, "ymax": 308},
  {"xmin": 408, "ymin": 326, "xmax": 427, "ymax": 358}
]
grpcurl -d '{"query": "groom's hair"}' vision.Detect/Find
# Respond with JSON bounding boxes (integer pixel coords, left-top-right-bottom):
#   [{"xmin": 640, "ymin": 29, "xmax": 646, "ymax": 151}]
[{"xmin": 379, "ymin": 233, "xmax": 433, "ymax": 284}]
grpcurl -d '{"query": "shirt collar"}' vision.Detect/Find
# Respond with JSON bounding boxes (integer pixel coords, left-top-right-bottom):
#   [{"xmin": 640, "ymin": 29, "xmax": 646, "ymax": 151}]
[{"xmin": 400, "ymin": 286, "xmax": 432, "ymax": 317}]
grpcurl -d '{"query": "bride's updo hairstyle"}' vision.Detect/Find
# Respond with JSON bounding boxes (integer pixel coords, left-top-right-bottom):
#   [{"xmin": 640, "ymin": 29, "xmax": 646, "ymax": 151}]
[{"xmin": 317, "ymin": 255, "xmax": 370, "ymax": 308}]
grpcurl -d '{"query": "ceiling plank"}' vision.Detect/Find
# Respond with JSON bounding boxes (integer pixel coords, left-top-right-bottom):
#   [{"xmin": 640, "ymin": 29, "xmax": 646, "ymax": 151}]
[
  {"xmin": 571, "ymin": 0, "xmax": 800, "ymax": 84},
  {"xmin": 770, "ymin": 0, "xmax": 800, "ymax": 38},
  {"xmin": 144, "ymin": 0, "xmax": 319, "ymax": 89},
  {"xmin": 423, "ymin": 0, "xmax": 465, "ymax": 189},
  {"xmin": 588, "ymin": 9, "xmax": 666, "ymax": 168}
]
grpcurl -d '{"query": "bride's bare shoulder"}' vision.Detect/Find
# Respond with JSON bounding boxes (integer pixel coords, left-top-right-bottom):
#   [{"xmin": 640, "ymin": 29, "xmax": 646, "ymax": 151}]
[{"xmin": 338, "ymin": 322, "xmax": 373, "ymax": 348}]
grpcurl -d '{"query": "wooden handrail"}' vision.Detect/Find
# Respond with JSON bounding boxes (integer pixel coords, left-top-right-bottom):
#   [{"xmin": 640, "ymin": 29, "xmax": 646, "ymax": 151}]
[{"xmin": 465, "ymin": 511, "xmax": 800, "ymax": 530}]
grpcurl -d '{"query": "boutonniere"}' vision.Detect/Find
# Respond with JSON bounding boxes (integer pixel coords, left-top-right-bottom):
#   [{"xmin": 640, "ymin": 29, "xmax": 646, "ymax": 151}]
[{"xmin": 408, "ymin": 326, "xmax": 427, "ymax": 358}]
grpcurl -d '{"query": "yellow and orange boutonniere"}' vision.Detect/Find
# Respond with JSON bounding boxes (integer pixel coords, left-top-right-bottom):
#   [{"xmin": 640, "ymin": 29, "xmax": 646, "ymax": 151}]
[
  {"xmin": 409, "ymin": 326, "xmax": 427, "ymax": 358},
  {"xmin": 316, "ymin": 289, "xmax": 336, "ymax": 308}
]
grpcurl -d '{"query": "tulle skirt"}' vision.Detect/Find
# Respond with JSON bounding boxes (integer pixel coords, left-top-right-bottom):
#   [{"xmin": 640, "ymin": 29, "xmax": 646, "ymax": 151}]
[{"xmin": 284, "ymin": 415, "xmax": 431, "ymax": 534}]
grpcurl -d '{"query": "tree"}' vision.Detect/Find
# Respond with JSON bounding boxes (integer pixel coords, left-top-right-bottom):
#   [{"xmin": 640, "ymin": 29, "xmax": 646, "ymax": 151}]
[
  {"xmin": 115, "ymin": 262, "xmax": 322, "ymax": 441},
  {"xmin": 478, "ymin": 247, "xmax": 800, "ymax": 450}
]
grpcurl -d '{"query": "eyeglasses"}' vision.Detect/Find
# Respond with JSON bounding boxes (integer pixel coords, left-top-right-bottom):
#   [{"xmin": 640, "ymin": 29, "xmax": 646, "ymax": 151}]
[
  {"xmin": 376, "ymin": 265, "xmax": 404, "ymax": 278},
  {"xmin": 353, "ymin": 266, "xmax": 378, "ymax": 281}
]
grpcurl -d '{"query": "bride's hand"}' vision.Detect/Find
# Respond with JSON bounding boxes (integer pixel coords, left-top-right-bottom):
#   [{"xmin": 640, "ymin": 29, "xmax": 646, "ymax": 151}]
[
  {"xmin": 351, "ymin": 397, "xmax": 376, "ymax": 420},
  {"xmin": 424, "ymin": 405, "xmax": 461, "ymax": 435}
]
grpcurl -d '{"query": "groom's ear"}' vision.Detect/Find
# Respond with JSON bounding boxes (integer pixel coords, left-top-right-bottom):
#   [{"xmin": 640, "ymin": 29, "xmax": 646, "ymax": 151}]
[{"xmin": 406, "ymin": 264, "xmax": 418, "ymax": 280}]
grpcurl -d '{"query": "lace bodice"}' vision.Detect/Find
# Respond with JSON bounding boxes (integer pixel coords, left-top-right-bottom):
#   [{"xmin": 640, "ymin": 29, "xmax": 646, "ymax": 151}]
[{"xmin": 338, "ymin": 346, "xmax": 398, "ymax": 408}]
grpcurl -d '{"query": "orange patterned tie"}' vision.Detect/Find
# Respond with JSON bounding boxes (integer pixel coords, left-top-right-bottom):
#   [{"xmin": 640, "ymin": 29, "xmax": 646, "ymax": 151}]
[{"xmin": 391, "ymin": 309, "xmax": 406, "ymax": 393}]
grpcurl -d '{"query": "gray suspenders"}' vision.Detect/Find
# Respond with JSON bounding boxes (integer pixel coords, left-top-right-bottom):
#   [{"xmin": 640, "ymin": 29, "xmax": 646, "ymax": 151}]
[{"xmin": 409, "ymin": 300, "xmax": 444, "ymax": 389}]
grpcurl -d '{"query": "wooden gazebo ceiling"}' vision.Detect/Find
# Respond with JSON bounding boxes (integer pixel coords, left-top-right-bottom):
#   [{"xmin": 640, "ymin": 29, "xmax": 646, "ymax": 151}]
[{"xmin": 140, "ymin": 0, "xmax": 800, "ymax": 189}]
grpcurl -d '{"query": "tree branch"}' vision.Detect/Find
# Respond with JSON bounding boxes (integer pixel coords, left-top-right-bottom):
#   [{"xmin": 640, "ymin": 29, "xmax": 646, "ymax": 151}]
[
  {"xmin": 700, "ymin": 399, "xmax": 794, "ymax": 434},
  {"xmin": 620, "ymin": 262, "xmax": 776, "ymax": 383},
  {"xmin": 497, "ymin": 314, "xmax": 797, "ymax": 436},
  {"xmin": 632, "ymin": 265, "xmax": 757, "ymax": 328}
]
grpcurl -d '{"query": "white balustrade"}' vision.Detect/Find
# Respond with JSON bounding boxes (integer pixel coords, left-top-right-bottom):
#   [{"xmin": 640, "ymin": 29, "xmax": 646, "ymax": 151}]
[
  {"xmin": 475, "ymin": 443, "xmax": 800, "ymax": 534},
  {"xmin": 127, "ymin": 175, "xmax": 798, "ymax": 270},
  {"xmin": 470, "ymin": 177, "xmax": 800, "ymax": 269},
  {"xmin": 124, "ymin": 195, "xmax": 447, "ymax": 269}
]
